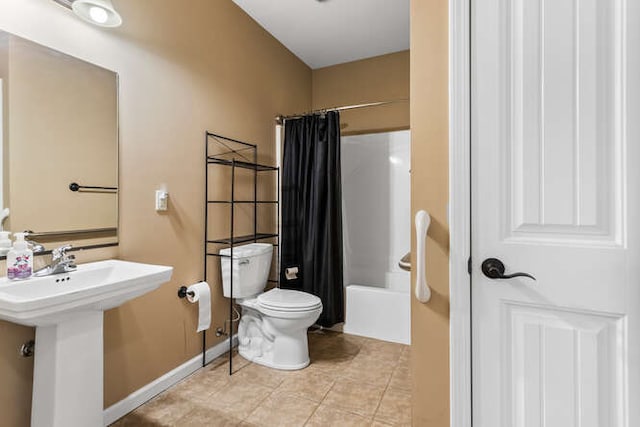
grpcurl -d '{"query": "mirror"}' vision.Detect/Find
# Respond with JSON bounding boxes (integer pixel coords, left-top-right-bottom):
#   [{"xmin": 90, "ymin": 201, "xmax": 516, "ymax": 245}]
[{"xmin": 0, "ymin": 30, "xmax": 118, "ymax": 255}]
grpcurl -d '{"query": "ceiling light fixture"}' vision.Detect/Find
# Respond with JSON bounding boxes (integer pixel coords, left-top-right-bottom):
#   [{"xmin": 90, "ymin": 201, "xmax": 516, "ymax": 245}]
[{"xmin": 72, "ymin": 0, "xmax": 122, "ymax": 28}]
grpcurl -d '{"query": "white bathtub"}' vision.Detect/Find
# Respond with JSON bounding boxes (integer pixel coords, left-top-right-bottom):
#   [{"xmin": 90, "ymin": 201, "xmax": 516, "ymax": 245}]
[{"xmin": 343, "ymin": 282, "xmax": 411, "ymax": 345}]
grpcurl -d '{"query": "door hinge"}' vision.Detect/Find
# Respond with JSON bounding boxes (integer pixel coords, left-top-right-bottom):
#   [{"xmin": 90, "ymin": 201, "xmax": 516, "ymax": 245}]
[{"xmin": 467, "ymin": 257, "xmax": 472, "ymax": 275}]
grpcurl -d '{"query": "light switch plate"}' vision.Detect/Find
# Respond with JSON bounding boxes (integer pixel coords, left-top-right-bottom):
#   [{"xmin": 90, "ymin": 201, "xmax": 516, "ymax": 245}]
[{"xmin": 155, "ymin": 190, "xmax": 168, "ymax": 211}]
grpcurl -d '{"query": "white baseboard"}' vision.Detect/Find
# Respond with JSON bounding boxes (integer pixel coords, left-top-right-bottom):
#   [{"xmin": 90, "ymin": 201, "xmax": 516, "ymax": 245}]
[
  {"xmin": 103, "ymin": 335, "xmax": 238, "ymax": 426},
  {"xmin": 204, "ymin": 334, "xmax": 238, "ymax": 364}
]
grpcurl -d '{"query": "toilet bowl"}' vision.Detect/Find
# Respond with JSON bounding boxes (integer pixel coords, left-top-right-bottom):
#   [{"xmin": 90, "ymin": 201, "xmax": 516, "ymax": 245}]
[{"xmin": 220, "ymin": 243, "xmax": 322, "ymax": 370}]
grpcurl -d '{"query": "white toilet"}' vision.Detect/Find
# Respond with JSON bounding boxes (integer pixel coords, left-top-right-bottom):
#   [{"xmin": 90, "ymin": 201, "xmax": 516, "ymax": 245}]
[{"xmin": 220, "ymin": 243, "xmax": 322, "ymax": 370}]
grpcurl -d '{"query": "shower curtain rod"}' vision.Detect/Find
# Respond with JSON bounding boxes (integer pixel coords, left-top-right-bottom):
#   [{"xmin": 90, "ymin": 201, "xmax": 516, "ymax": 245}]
[{"xmin": 275, "ymin": 98, "xmax": 408, "ymax": 124}]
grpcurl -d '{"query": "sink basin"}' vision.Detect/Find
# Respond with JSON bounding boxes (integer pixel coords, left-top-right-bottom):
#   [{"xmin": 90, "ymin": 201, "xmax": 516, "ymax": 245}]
[
  {"xmin": 0, "ymin": 259, "xmax": 172, "ymax": 326},
  {"xmin": 0, "ymin": 259, "xmax": 173, "ymax": 427}
]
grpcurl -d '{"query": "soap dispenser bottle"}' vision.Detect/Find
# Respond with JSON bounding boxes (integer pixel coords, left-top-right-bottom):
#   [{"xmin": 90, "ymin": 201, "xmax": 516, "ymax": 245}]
[{"xmin": 7, "ymin": 232, "xmax": 33, "ymax": 280}]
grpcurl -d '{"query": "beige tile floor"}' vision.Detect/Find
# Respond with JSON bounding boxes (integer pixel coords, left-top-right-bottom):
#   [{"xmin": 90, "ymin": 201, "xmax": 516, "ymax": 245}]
[{"xmin": 112, "ymin": 331, "xmax": 411, "ymax": 426}]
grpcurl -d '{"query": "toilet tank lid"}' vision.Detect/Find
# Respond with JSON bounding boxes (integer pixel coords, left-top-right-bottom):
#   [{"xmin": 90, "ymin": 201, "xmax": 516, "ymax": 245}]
[
  {"xmin": 258, "ymin": 288, "xmax": 322, "ymax": 310},
  {"xmin": 219, "ymin": 243, "xmax": 273, "ymax": 258}
]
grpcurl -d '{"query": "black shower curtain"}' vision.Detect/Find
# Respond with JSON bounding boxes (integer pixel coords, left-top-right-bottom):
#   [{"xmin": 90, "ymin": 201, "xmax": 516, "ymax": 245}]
[{"xmin": 281, "ymin": 111, "xmax": 344, "ymax": 327}]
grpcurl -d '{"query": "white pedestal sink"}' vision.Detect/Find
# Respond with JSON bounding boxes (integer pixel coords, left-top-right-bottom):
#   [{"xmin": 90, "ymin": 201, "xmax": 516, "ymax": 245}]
[{"xmin": 0, "ymin": 259, "xmax": 173, "ymax": 427}]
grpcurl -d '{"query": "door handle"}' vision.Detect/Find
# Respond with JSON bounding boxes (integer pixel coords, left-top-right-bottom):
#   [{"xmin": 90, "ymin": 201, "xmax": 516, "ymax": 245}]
[{"xmin": 481, "ymin": 258, "xmax": 536, "ymax": 281}]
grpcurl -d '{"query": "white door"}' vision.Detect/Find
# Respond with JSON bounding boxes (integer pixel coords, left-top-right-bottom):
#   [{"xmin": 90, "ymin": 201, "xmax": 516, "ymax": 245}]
[{"xmin": 472, "ymin": 0, "xmax": 639, "ymax": 426}]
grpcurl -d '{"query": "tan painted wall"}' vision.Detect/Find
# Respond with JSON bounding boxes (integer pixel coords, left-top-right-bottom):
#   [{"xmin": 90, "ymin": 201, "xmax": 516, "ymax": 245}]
[
  {"xmin": 0, "ymin": 1, "xmax": 311, "ymax": 425},
  {"xmin": 410, "ymin": 0, "xmax": 450, "ymax": 426},
  {"xmin": 312, "ymin": 51, "xmax": 409, "ymax": 135}
]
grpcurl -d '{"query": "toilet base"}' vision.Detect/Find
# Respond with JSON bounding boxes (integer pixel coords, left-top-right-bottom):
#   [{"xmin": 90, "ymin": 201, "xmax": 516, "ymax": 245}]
[
  {"xmin": 238, "ymin": 347, "xmax": 310, "ymax": 371},
  {"xmin": 237, "ymin": 304, "xmax": 320, "ymax": 371}
]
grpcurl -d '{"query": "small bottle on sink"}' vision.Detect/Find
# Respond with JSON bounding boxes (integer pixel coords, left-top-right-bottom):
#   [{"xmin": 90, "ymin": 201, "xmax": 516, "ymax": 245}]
[{"xmin": 7, "ymin": 232, "xmax": 33, "ymax": 280}]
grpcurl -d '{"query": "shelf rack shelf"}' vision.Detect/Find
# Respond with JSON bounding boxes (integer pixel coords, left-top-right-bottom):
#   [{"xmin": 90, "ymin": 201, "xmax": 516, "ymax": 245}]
[
  {"xmin": 204, "ymin": 131, "xmax": 279, "ymax": 375},
  {"xmin": 207, "ymin": 233, "xmax": 279, "ymax": 245},
  {"xmin": 206, "ymin": 157, "xmax": 278, "ymax": 171}
]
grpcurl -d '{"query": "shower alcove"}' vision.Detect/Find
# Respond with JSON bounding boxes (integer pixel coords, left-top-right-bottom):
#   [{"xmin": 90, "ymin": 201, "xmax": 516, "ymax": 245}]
[{"xmin": 341, "ymin": 129, "xmax": 411, "ymax": 345}]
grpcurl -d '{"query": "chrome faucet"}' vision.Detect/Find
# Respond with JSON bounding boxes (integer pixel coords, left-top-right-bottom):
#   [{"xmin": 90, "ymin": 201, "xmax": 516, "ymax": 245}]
[
  {"xmin": 26, "ymin": 239, "xmax": 45, "ymax": 254},
  {"xmin": 23, "ymin": 231, "xmax": 46, "ymax": 253},
  {"xmin": 34, "ymin": 244, "xmax": 77, "ymax": 277}
]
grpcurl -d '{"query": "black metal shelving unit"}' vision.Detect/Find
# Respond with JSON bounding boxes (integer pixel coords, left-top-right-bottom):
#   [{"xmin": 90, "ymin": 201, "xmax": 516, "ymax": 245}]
[{"xmin": 204, "ymin": 131, "xmax": 279, "ymax": 375}]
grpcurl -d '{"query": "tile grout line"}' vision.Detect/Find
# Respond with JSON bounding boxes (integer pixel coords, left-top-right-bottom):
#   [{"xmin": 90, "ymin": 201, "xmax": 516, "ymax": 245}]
[
  {"xmin": 302, "ymin": 378, "xmax": 337, "ymax": 426},
  {"xmin": 312, "ymin": 342, "xmax": 401, "ymax": 423},
  {"xmin": 370, "ymin": 351, "xmax": 401, "ymax": 424},
  {"xmin": 238, "ymin": 362, "xmax": 281, "ymax": 425},
  {"xmin": 303, "ymin": 336, "xmax": 364, "ymax": 426}
]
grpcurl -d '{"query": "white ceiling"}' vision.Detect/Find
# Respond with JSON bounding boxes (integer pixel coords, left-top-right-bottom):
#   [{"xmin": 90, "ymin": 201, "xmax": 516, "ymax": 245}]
[{"xmin": 232, "ymin": 0, "xmax": 410, "ymax": 69}]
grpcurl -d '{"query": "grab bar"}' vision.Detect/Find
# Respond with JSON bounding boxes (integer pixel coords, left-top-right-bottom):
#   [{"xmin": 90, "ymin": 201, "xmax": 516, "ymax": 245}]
[{"xmin": 415, "ymin": 210, "xmax": 431, "ymax": 303}]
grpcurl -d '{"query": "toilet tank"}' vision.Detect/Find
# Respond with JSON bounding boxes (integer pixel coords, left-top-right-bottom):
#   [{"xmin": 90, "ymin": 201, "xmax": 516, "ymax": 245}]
[{"xmin": 219, "ymin": 243, "xmax": 273, "ymax": 299}]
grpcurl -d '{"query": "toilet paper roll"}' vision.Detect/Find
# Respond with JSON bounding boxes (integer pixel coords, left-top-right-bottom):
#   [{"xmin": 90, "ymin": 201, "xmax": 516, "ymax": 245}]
[
  {"xmin": 187, "ymin": 282, "xmax": 211, "ymax": 332},
  {"xmin": 285, "ymin": 267, "xmax": 299, "ymax": 280}
]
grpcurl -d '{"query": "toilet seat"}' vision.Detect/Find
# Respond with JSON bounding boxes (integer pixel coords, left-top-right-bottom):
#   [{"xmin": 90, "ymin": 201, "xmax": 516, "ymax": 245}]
[{"xmin": 257, "ymin": 288, "xmax": 322, "ymax": 312}]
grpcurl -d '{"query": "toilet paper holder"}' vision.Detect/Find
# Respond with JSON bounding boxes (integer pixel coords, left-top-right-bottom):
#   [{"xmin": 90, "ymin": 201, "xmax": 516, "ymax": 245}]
[
  {"xmin": 285, "ymin": 266, "xmax": 299, "ymax": 280},
  {"xmin": 177, "ymin": 286, "xmax": 195, "ymax": 299}
]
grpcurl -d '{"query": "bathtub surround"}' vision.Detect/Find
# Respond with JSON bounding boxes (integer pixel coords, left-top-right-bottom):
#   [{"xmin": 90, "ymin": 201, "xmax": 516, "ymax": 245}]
[
  {"xmin": 342, "ymin": 130, "xmax": 411, "ymax": 344},
  {"xmin": 281, "ymin": 112, "xmax": 344, "ymax": 327},
  {"xmin": 341, "ymin": 131, "xmax": 410, "ymax": 288}
]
